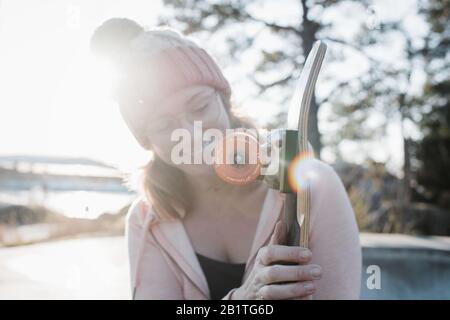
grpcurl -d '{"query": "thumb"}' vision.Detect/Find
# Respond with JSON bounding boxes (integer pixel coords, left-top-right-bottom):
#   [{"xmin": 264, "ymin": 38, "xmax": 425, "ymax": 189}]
[{"xmin": 269, "ymin": 220, "xmax": 287, "ymax": 245}]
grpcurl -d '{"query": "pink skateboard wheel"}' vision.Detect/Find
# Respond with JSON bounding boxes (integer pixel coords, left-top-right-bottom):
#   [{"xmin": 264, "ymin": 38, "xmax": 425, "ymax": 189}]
[{"xmin": 214, "ymin": 131, "xmax": 261, "ymax": 185}]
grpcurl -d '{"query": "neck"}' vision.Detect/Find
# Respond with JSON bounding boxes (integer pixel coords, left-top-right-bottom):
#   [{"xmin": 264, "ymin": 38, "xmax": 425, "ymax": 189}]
[{"xmin": 184, "ymin": 170, "xmax": 267, "ymax": 217}]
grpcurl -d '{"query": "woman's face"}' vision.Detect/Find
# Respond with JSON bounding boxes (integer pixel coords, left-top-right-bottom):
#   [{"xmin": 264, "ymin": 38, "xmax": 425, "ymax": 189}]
[{"xmin": 145, "ymin": 85, "xmax": 231, "ymax": 176}]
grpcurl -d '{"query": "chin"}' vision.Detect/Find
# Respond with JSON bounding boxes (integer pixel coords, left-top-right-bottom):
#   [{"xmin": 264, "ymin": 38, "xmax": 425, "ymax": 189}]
[{"xmin": 178, "ymin": 163, "xmax": 216, "ymax": 177}]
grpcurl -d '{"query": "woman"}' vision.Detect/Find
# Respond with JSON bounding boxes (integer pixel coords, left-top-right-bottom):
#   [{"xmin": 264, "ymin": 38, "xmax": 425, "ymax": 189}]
[{"xmin": 90, "ymin": 18, "xmax": 362, "ymax": 300}]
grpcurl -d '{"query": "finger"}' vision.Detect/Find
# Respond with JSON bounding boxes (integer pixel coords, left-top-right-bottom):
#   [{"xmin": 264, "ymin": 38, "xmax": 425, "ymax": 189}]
[
  {"xmin": 269, "ymin": 221, "xmax": 284, "ymax": 245},
  {"xmin": 258, "ymin": 264, "xmax": 322, "ymax": 284},
  {"xmin": 257, "ymin": 245, "xmax": 312, "ymax": 266},
  {"xmin": 258, "ymin": 281, "xmax": 315, "ymax": 300}
]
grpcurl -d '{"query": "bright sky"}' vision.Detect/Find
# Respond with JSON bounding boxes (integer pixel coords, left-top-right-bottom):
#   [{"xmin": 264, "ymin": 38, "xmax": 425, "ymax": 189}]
[
  {"xmin": 0, "ymin": 0, "xmax": 426, "ymax": 175},
  {"xmin": 0, "ymin": 0, "xmax": 161, "ymax": 172}
]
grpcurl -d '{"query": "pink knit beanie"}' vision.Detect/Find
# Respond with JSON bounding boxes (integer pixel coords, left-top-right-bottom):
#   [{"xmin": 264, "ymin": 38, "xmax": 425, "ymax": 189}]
[{"xmin": 90, "ymin": 18, "xmax": 232, "ymax": 149}]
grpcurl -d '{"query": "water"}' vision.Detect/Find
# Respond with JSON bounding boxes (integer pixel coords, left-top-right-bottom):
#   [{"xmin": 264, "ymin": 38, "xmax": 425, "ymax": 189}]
[
  {"xmin": 0, "ymin": 158, "xmax": 137, "ymax": 219},
  {"xmin": 0, "ymin": 190, "xmax": 135, "ymax": 219}
]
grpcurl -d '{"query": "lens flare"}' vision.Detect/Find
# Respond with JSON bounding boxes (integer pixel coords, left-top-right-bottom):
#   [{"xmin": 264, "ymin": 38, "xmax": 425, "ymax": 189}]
[{"xmin": 287, "ymin": 151, "xmax": 316, "ymax": 192}]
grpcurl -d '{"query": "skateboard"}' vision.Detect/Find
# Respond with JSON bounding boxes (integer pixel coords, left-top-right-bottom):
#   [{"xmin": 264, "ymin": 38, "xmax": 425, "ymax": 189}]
[
  {"xmin": 214, "ymin": 40, "xmax": 327, "ymax": 249},
  {"xmin": 282, "ymin": 40, "xmax": 327, "ymax": 248}
]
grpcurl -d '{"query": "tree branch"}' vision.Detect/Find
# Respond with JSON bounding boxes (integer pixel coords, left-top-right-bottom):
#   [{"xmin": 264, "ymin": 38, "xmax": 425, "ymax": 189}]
[
  {"xmin": 242, "ymin": 12, "xmax": 302, "ymax": 36},
  {"xmin": 251, "ymin": 73, "xmax": 294, "ymax": 94},
  {"xmin": 318, "ymin": 80, "xmax": 350, "ymax": 105},
  {"xmin": 324, "ymin": 36, "xmax": 379, "ymax": 64}
]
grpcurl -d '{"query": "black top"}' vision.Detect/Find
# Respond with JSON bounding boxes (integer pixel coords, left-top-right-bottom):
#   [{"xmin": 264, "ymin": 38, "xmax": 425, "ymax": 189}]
[{"xmin": 195, "ymin": 252, "xmax": 246, "ymax": 300}]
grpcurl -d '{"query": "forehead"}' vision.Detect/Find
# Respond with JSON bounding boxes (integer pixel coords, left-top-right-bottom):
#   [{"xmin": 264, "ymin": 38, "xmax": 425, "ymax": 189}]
[{"xmin": 150, "ymin": 85, "xmax": 216, "ymax": 118}]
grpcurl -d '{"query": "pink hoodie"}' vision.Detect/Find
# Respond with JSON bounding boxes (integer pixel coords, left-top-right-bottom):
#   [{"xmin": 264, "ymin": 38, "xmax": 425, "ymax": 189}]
[{"xmin": 126, "ymin": 159, "xmax": 362, "ymax": 299}]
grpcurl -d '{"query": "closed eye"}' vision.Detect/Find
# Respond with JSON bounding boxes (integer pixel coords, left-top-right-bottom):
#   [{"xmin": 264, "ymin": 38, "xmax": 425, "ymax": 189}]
[{"xmin": 193, "ymin": 104, "xmax": 208, "ymax": 113}]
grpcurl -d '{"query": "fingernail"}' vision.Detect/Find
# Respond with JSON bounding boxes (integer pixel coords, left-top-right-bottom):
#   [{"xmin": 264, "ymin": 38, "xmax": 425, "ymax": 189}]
[
  {"xmin": 310, "ymin": 267, "xmax": 321, "ymax": 279},
  {"xmin": 304, "ymin": 282, "xmax": 314, "ymax": 292},
  {"xmin": 300, "ymin": 250, "xmax": 311, "ymax": 259}
]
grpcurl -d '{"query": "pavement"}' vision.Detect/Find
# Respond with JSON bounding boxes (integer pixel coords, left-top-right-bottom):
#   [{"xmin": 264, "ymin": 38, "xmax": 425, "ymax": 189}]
[
  {"xmin": 1, "ymin": 233, "xmax": 450, "ymax": 299},
  {"xmin": 0, "ymin": 236, "xmax": 130, "ymax": 299}
]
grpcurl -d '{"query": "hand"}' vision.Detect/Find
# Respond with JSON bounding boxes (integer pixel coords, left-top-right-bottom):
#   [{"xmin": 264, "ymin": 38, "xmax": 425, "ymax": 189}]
[{"xmin": 232, "ymin": 221, "xmax": 322, "ymax": 300}]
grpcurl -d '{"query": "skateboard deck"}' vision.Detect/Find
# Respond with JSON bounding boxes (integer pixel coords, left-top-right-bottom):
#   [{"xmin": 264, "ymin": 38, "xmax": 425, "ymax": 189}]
[{"xmin": 284, "ymin": 41, "xmax": 327, "ymax": 248}]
